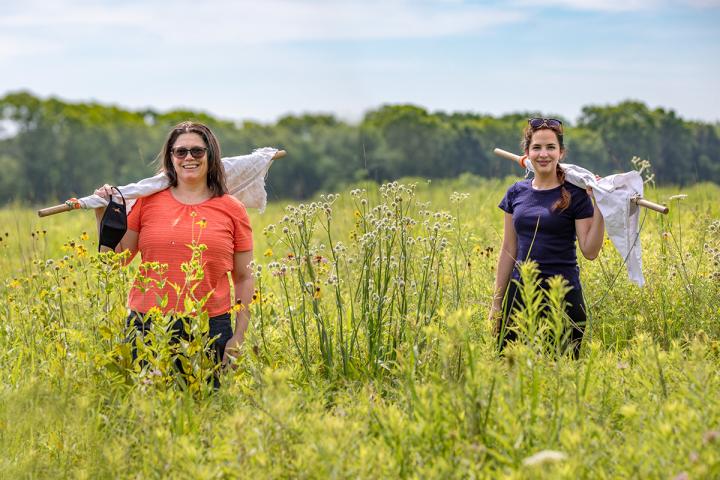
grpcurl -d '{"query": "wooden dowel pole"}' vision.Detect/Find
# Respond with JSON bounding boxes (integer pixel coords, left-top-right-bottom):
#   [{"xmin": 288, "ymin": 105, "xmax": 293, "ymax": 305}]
[
  {"xmin": 493, "ymin": 148, "xmax": 524, "ymax": 166},
  {"xmin": 632, "ymin": 197, "xmax": 669, "ymax": 214},
  {"xmin": 493, "ymin": 146, "xmax": 669, "ymax": 215},
  {"xmin": 37, "ymin": 204, "xmax": 73, "ymax": 218},
  {"xmin": 38, "ymin": 148, "xmax": 288, "ymax": 218}
]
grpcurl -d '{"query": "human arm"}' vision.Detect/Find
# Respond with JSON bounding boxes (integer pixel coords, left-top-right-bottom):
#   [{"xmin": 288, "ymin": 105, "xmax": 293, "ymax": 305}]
[
  {"xmin": 223, "ymin": 249, "xmax": 254, "ymax": 366},
  {"xmin": 489, "ymin": 213, "xmax": 517, "ymax": 325},
  {"xmin": 575, "ymin": 188, "xmax": 605, "ymax": 260},
  {"xmin": 93, "ymin": 184, "xmax": 139, "ymax": 255}
]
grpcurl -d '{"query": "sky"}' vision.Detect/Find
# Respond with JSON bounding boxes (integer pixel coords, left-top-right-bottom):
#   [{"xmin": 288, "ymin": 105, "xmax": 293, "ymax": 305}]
[{"xmin": 2, "ymin": 0, "xmax": 720, "ymax": 125}]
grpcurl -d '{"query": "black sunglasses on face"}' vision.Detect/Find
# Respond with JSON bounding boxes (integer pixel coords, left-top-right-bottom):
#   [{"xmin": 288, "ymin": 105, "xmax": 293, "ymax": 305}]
[
  {"xmin": 528, "ymin": 118, "xmax": 563, "ymax": 129},
  {"xmin": 172, "ymin": 147, "xmax": 208, "ymax": 159}
]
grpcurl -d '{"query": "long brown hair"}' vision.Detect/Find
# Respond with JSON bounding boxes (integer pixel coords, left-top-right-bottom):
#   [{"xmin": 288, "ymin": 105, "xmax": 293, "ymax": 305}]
[
  {"xmin": 157, "ymin": 121, "xmax": 227, "ymax": 197},
  {"xmin": 522, "ymin": 122, "xmax": 570, "ymax": 212}
]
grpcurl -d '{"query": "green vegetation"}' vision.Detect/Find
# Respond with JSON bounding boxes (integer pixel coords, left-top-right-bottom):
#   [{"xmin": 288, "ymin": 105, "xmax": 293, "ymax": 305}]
[
  {"xmin": 1, "ymin": 176, "xmax": 718, "ymax": 478},
  {"xmin": 1, "ymin": 91, "xmax": 719, "ymax": 205}
]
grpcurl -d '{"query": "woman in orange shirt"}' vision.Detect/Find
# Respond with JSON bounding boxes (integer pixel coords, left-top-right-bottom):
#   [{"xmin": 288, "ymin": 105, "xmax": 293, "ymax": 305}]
[{"xmin": 94, "ymin": 121, "xmax": 254, "ymax": 375}]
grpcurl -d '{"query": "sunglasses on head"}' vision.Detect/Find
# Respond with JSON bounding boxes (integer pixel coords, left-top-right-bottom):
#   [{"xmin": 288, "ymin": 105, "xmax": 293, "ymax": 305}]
[
  {"xmin": 528, "ymin": 118, "xmax": 563, "ymax": 129},
  {"xmin": 171, "ymin": 146, "xmax": 208, "ymax": 159}
]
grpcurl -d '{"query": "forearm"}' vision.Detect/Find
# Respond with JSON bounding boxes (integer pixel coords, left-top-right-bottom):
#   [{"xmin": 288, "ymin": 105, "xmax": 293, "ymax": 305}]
[
  {"xmin": 232, "ymin": 276, "xmax": 254, "ymax": 340},
  {"xmin": 581, "ymin": 207, "xmax": 605, "ymax": 260},
  {"xmin": 492, "ymin": 249, "xmax": 516, "ymax": 310}
]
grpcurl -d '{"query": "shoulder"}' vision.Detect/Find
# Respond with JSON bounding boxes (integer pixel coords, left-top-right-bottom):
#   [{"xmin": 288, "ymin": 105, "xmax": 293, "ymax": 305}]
[
  {"xmin": 142, "ymin": 189, "xmax": 172, "ymax": 204},
  {"xmin": 507, "ymin": 179, "xmax": 530, "ymax": 194},
  {"xmin": 219, "ymin": 194, "xmax": 246, "ymax": 208},
  {"xmin": 215, "ymin": 194, "xmax": 248, "ymax": 214},
  {"xmin": 564, "ymin": 181, "xmax": 586, "ymax": 194},
  {"xmin": 564, "ymin": 182, "xmax": 591, "ymax": 202},
  {"xmin": 500, "ymin": 179, "xmax": 530, "ymax": 212},
  {"xmin": 132, "ymin": 189, "xmax": 170, "ymax": 211},
  {"xmin": 564, "ymin": 182, "xmax": 593, "ymax": 216},
  {"xmin": 507, "ymin": 179, "xmax": 532, "ymax": 198}
]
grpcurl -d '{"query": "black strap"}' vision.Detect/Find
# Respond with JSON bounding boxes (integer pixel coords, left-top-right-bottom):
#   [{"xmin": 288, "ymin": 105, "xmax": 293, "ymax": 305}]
[{"xmin": 109, "ymin": 186, "xmax": 126, "ymax": 207}]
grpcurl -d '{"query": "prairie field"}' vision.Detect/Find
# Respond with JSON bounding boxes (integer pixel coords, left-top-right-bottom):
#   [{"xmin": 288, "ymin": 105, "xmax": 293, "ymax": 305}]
[{"xmin": 1, "ymin": 175, "xmax": 719, "ymax": 479}]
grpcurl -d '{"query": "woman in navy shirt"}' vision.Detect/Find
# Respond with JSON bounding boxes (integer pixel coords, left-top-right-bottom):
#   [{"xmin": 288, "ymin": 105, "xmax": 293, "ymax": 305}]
[{"xmin": 489, "ymin": 118, "xmax": 605, "ymax": 357}]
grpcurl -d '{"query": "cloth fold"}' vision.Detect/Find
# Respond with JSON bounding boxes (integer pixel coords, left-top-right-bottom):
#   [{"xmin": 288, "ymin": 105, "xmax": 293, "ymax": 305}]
[
  {"xmin": 78, "ymin": 147, "xmax": 278, "ymax": 213},
  {"xmin": 524, "ymin": 161, "xmax": 645, "ymax": 286}
]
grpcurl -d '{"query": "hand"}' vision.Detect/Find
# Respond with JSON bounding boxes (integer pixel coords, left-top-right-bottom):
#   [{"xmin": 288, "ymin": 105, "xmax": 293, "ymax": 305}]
[
  {"xmin": 222, "ymin": 333, "xmax": 244, "ymax": 369},
  {"xmin": 488, "ymin": 305, "xmax": 502, "ymax": 336},
  {"xmin": 94, "ymin": 184, "xmax": 113, "ymax": 200},
  {"xmin": 94, "ymin": 184, "xmax": 112, "ymax": 219}
]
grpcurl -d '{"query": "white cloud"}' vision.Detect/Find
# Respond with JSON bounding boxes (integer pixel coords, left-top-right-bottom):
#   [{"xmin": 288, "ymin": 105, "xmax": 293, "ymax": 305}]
[
  {"xmin": 0, "ymin": 35, "xmax": 61, "ymax": 60},
  {"xmin": 0, "ymin": 0, "xmax": 525, "ymax": 45},
  {"xmin": 1, "ymin": 0, "xmax": 717, "ymax": 123},
  {"xmin": 513, "ymin": 0, "xmax": 719, "ymax": 11}
]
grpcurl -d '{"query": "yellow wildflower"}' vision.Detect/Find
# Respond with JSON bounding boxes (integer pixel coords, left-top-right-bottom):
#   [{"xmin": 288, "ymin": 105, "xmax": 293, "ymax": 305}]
[{"xmin": 264, "ymin": 248, "xmax": 273, "ymax": 257}]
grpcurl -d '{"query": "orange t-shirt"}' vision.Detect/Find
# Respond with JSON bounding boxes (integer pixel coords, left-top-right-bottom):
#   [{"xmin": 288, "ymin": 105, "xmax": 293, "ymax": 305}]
[{"xmin": 126, "ymin": 189, "xmax": 253, "ymax": 316}]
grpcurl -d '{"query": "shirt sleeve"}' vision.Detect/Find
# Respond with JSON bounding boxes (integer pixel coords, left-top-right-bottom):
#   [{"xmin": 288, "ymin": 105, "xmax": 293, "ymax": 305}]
[
  {"xmin": 232, "ymin": 201, "xmax": 253, "ymax": 252},
  {"xmin": 572, "ymin": 186, "xmax": 594, "ymax": 219},
  {"xmin": 127, "ymin": 196, "xmax": 143, "ymax": 232},
  {"xmin": 498, "ymin": 184, "xmax": 515, "ymax": 214}
]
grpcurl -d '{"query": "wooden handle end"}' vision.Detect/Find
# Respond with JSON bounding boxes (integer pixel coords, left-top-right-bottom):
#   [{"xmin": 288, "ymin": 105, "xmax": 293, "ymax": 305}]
[
  {"xmin": 493, "ymin": 148, "xmax": 526, "ymax": 167},
  {"xmin": 38, "ymin": 204, "xmax": 73, "ymax": 218},
  {"xmin": 632, "ymin": 197, "xmax": 669, "ymax": 214}
]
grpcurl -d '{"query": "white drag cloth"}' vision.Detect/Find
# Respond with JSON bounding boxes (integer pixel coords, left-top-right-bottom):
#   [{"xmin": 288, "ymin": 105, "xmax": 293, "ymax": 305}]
[
  {"xmin": 78, "ymin": 147, "xmax": 278, "ymax": 213},
  {"xmin": 524, "ymin": 161, "xmax": 646, "ymax": 286}
]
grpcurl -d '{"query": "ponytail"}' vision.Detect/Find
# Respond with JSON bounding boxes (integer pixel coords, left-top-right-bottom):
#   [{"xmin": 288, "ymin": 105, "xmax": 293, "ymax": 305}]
[{"xmin": 552, "ymin": 164, "xmax": 571, "ymax": 212}]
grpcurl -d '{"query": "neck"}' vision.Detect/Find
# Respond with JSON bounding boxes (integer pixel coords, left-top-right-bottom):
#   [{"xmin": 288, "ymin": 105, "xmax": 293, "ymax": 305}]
[
  {"xmin": 172, "ymin": 181, "xmax": 212, "ymax": 203},
  {"xmin": 532, "ymin": 172, "xmax": 561, "ymax": 190}
]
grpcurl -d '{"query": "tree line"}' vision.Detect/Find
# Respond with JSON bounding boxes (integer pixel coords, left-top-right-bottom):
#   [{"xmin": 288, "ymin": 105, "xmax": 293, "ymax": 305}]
[{"xmin": 1, "ymin": 91, "xmax": 718, "ymax": 204}]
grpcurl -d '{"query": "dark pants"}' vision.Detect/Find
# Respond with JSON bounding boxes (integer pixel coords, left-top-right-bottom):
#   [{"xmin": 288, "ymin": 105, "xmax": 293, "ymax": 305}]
[
  {"xmin": 497, "ymin": 281, "xmax": 586, "ymax": 359},
  {"xmin": 126, "ymin": 311, "xmax": 234, "ymax": 388}
]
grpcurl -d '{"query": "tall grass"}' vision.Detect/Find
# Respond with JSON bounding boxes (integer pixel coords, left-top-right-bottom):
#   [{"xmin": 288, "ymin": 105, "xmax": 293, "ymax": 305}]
[{"xmin": 1, "ymin": 177, "xmax": 719, "ymax": 478}]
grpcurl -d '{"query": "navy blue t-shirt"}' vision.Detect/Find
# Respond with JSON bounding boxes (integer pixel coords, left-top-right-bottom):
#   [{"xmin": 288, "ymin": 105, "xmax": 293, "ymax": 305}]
[{"xmin": 499, "ymin": 179, "xmax": 594, "ymax": 290}]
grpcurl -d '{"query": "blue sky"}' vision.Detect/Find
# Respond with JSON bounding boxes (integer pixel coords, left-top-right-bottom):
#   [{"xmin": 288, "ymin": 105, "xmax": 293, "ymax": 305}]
[{"xmin": 3, "ymin": 0, "xmax": 719, "ymax": 124}]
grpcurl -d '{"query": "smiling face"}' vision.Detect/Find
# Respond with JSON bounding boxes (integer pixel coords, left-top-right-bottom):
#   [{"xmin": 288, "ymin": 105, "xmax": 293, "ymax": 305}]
[
  {"xmin": 526, "ymin": 128, "xmax": 565, "ymax": 177},
  {"xmin": 171, "ymin": 132, "xmax": 208, "ymax": 185}
]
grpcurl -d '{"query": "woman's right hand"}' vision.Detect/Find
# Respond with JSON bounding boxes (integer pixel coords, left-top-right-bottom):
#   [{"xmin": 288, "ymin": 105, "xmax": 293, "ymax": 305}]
[
  {"xmin": 488, "ymin": 300, "xmax": 503, "ymax": 336},
  {"xmin": 94, "ymin": 184, "xmax": 113, "ymax": 200},
  {"xmin": 93, "ymin": 184, "xmax": 112, "ymax": 219}
]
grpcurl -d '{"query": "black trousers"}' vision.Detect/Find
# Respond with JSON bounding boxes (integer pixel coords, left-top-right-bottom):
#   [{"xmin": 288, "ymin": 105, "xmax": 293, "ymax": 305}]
[
  {"xmin": 497, "ymin": 281, "xmax": 587, "ymax": 359},
  {"xmin": 126, "ymin": 311, "xmax": 234, "ymax": 388}
]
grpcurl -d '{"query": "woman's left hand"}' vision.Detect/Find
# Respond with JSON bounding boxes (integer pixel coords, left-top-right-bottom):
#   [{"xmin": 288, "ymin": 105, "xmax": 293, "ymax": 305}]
[
  {"xmin": 586, "ymin": 174, "xmax": 602, "ymax": 199},
  {"xmin": 222, "ymin": 333, "xmax": 244, "ymax": 368}
]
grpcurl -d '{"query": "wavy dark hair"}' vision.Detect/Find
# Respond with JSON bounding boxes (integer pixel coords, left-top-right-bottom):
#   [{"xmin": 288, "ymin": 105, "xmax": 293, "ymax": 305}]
[
  {"xmin": 522, "ymin": 122, "xmax": 570, "ymax": 212},
  {"xmin": 157, "ymin": 121, "xmax": 227, "ymax": 197}
]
